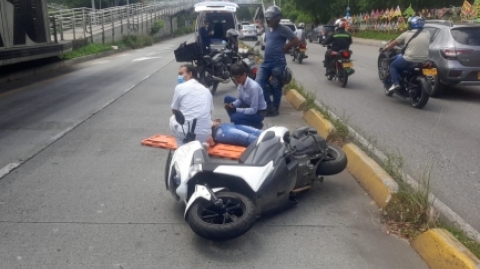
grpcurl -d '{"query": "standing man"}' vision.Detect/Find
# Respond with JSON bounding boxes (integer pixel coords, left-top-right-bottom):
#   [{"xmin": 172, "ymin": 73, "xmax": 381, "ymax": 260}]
[
  {"xmin": 255, "ymin": 6, "xmax": 300, "ymax": 117},
  {"xmin": 199, "ymin": 20, "xmax": 213, "ymax": 54},
  {"xmin": 224, "ymin": 64, "xmax": 267, "ymax": 129},
  {"xmin": 170, "ymin": 64, "xmax": 214, "ymax": 146}
]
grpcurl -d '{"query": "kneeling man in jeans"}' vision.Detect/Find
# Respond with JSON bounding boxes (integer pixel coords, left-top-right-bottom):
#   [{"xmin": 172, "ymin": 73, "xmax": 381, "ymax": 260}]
[{"xmin": 224, "ymin": 64, "xmax": 267, "ymax": 129}]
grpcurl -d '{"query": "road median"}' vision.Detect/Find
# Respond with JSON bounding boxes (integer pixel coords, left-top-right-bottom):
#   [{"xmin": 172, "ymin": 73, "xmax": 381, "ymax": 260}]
[{"xmin": 284, "ymin": 87, "xmax": 480, "ymax": 268}]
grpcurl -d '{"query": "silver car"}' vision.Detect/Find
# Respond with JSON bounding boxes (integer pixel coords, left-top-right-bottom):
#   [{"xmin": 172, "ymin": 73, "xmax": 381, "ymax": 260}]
[
  {"xmin": 423, "ymin": 21, "xmax": 480, "ymax": 97},
  {"xmin": 240, "ymin": 25, "xmax": 258, "ymax": 41}
]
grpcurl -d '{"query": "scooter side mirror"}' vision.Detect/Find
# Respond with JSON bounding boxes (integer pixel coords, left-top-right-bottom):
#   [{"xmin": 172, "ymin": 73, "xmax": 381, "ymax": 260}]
[{"xmin": 174, "ymin": 110, "xmax": 185, "ymax": 125}]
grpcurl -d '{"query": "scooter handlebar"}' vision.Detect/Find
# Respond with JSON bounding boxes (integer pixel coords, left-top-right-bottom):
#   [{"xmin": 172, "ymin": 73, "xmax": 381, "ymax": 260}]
[{"xmin": 191, "ymin": 118, "xmax": 197, "ymax": 133}]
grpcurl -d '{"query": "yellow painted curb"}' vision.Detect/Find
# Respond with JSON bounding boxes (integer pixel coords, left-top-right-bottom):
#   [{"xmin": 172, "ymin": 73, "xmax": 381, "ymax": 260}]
[
  {"xmin": 302, "ymin": 109, "xmax": 335, "ymax": 139},
  {"xmin": 412, "ymin": 228, "xmax": 480, "ymax": 269},
  {"xmin": 342, "ymin": 143, "xmax": 398, "ymax": 208},
  {"xmin": 285, "ymin": 89, "xmax": 306, "ymax": 111}
]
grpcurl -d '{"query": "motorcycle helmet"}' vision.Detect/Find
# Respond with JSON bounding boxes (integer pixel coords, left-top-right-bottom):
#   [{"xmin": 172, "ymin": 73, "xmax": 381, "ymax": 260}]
[
  {"xmin": 282, "ymin": 67, "xmax": 293, "ymax": 84},
  {"xmin": 298, "ymin": 22, "xmax": 305, "ymax": 29},
  {"xmin": 407, "ymin": 16, "xmax": 425, "ymax": 30},
  {"xmin": 226, "ymin": 28, "xmax": 239, "ymax": 38},
  {"xmin": 337, "ymin": 21, "xmax": 347, "ymax": 29},
  {"xmin": 265, "ymin": 6, "xmax": 282, "ymax": 26}
]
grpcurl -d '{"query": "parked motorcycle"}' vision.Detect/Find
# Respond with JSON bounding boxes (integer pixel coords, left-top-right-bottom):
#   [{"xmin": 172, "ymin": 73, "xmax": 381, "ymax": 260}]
[
  {"xmin": 195, "ymin": 49, "xmax": 231, "ymax": 96},
  {"xmin": 165, "ymin": 110, "xmax": 348, "ymax": 241},
  {"xmin": 174, "ymin": 41, "xmax": 230, "ymax": 96},
  {"xmin": 292, "ymin": 43, "xmax": 307, "ymax": 64},
  {"xmin": 378, "ymin": 41, "xmax": 434, "ymax": 109},
  {"xmin": 323, "ymin": 43, "xmax": 355, "ymax": 87}
]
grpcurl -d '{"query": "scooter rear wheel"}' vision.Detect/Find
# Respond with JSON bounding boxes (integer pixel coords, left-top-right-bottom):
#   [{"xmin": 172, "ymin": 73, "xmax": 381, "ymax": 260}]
[{"xmin": 186, "ymin": 192, "xmax": 256, "ymax": 241}]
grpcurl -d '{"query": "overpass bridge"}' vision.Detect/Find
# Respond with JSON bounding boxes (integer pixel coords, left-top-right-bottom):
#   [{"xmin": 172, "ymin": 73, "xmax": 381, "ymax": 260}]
[{"xmin": 0, "ymin": 0, "xmax": 269, "ymax": 67}]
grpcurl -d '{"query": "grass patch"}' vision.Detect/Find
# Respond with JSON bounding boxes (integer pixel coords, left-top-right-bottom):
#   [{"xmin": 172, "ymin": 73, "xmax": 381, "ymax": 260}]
[
  {"xmin": 352, "ymin": 30, "xmax": 401, "ymax": 41},
  {"xmin": 381, "ymin": 154, "xmax": 434, "ymax": 239},
  {"xmin": 121, "ymin": 34, "xmax": 153, "ymax": 49},
  {"xmin": 60, "ymin": 43, "xmax": 113, "ymax": 60},
  {"xmin": 284, "ymin": 79, "xmax": 349, "ymax": 146},
  {"xmin": 173, "ymin": 26, "xmax": 194, "ymax": 37},
  {"xmin": 439, "ymin": 223, "xmax": 480, "ymax": 258}
]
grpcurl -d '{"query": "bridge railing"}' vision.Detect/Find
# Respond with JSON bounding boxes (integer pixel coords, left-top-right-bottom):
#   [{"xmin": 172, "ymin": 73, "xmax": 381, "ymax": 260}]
[{"xmin": 49, "ymin": 0, "xmax": 199, "ymax": 42}]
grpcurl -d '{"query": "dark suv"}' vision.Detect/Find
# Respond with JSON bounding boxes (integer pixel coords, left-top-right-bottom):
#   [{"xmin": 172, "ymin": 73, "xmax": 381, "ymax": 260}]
[{"xmin": 423, "ymin": 20, "xmax": 480, "ymax": 97}]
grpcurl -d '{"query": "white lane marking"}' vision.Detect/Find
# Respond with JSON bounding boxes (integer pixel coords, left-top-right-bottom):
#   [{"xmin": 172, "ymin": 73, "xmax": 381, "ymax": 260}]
[
  {"xmin": 132, "ymin": 56, "xmax": 162, "ymax": 62},
  {"xmin": 51, "ymin": 125, "xmax": 76, "ymax": 141},
  {"xmin": 0, "ymin": 163, "xmax": 20, "ymax": 180}
]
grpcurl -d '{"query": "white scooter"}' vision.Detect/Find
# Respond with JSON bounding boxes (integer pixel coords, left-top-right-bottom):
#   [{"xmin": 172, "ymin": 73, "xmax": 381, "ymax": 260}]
[{"xmin": 165, "ymin": 111, "xmax": 347, "ymax": 241}]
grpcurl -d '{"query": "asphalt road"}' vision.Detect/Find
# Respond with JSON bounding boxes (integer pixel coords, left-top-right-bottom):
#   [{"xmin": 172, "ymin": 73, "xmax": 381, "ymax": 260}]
[
  {"xmin": 0, "ymin": 35, "xmax": 427, "ymax": 268},
  {"xmin": 245, "ymin": 39, "xmax": 480, "ymax": 232}
]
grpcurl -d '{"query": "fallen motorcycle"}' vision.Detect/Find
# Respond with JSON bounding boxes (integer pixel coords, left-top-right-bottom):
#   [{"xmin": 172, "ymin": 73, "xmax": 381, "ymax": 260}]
[
  {"xmin": 378, "ymin": 41, "xmax": 434, "ymax": 109},
  {"xmin": 165, "ymin": 110, "xmax": 348, "ymax": 241}
]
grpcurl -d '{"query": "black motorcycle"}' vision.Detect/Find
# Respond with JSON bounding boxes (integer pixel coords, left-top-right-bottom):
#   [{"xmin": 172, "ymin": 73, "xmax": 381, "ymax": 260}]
[
  {"xmin": 174, "ymin": 42, "xmax": 230, "ymax": 96},
  {"xmin": 378, "ymin": 42, "xmax": 435, "ymax": 109},
  {"xmin": 323, "ymin": 43, "xmax": 355, "ymax": 88}
]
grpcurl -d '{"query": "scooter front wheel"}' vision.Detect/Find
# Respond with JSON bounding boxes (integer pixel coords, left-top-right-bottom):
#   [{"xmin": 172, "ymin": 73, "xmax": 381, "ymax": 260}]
[
  {"xmin": 316, "ymin": 145, "xmax": 348, "ymax": 176},
  {"xmin": 186, "ymin": 192, "xmax": 256, "ymax": 241}
]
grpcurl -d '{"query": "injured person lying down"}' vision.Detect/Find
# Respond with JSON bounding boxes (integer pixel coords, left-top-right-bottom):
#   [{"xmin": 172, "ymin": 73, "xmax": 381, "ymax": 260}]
[{"xmin": 211, "ymin": 119, "xmax": 263, "ymax": 147}]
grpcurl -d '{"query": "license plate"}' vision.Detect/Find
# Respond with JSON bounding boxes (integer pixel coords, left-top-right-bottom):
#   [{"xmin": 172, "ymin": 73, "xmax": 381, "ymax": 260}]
[
  {"xmin": 342, "ymin": 62, "xmax": 353, "ymax": 68},
  {"xmin": 299, "ymin": 49, "xmax": 306, "ymax": 52},
  {"xmin": 422, "ymin": 68, "xmax": 437, "ymax": 76}
]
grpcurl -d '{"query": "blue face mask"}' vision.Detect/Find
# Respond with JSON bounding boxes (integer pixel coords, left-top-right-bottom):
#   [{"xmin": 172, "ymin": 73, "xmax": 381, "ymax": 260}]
[{"xmin": 177, "ymin": 75, "xmax": 185, "ymax": 84}]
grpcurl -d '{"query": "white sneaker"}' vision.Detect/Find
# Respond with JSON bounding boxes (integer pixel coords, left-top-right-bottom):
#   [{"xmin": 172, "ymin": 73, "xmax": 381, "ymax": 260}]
[{"xmin": 388, "ymin": 84, "xmax": 400, "ymax": 94}]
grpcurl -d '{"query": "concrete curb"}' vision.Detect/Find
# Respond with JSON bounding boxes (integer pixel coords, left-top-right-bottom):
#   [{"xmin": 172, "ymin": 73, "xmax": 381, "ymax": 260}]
[
  {"xmin": 411, "ymin": 228, "xmax": 480, "ymax": 269},
  {"xmin": 284, "ymin": 89, "xmax": 306, "ymax": 111},
  {"xmin": 352, "ymin": 37, "xmax": 384, "ymax": 47},
  {"xmin": 302, "ymin": 109, "xmax": 335, "ymax": 139},
  {"xmin": 0, "ymin": 48, "xmax": 130, "ymax": 85},
  {"xmin": 342, "ymin": 143, "xmax": 398, "ymax": 209},
  {"xmin": 284, "ymin": 88, "xmax": 480, "ymax": 269}
]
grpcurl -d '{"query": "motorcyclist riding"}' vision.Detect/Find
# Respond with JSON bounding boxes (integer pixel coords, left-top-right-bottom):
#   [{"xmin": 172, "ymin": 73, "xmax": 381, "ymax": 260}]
[
  {"xmin": 381, "ymin": 16, "xmax": 430, "ymax": 94},
  {"xmin": 323, "ymin": 21, "xmax": 352, "ymax": 76},
  {"xmin": 292, "ymin": 22, "xmax": 308, "ymax": 58}
]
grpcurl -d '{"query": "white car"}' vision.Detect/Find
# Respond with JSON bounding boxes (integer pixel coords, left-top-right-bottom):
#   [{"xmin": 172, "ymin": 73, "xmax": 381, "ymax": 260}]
[{"xmin": 240, "ymin": 25, "xmax": 258, "ymax": 40}]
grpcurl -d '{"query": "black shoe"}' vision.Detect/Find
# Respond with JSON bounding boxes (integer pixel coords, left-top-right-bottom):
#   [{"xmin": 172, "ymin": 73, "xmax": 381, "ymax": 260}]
[{"xmin": 266, "ymin": 107, "xmax": 279, "ymax": 117}]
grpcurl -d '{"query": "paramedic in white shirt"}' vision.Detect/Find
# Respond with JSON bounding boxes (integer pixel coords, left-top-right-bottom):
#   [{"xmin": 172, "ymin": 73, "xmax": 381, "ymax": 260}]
[{"xmin": 170, "ymin": 64, "xmax": 214, "ymax": 146}]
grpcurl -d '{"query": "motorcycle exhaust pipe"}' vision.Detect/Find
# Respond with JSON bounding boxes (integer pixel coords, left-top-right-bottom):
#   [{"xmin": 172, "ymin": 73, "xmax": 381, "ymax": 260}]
[{"xmin": 212, "ymin": 76, "xmax": 230, "ymax": 83}]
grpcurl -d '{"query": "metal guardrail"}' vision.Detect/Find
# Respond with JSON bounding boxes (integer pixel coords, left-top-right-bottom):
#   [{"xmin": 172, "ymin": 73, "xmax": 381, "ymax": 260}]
[{"xmin": 49, "ymin": 0, "xmax": 201, "ymax": 42}]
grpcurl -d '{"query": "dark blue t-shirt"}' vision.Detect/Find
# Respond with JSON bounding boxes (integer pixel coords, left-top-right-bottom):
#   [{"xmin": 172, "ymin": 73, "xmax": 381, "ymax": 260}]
[{"xmin": 264, "ymin": 24, "xmax": 296, "ymax": 61}]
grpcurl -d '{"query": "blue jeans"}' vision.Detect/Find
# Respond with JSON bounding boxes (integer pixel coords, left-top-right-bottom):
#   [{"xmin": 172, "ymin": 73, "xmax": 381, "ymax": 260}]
[
  {"xmin": 390, "ymin": 55, "xmax": 415, "ymax": 85},
  {"xmin": 255, "ymin": 58, "xmax": 287, "ymax": 109},
  {"xmin": 213, "ymin": 124, "xmax": 262, "ymax": 147},
  {"xmin": 224, "ymin": 96, "xmax": 264, "ymax": 126}
]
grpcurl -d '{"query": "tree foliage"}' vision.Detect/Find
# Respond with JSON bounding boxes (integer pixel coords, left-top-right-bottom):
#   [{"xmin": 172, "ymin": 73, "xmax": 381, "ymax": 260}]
[{"xmin": 282, "ymin": 0, "xmax": 465, "ymax": 24}]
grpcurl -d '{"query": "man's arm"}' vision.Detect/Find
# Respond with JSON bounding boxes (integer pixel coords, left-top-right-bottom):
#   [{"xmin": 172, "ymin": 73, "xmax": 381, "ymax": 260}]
[
  {"xmin": 280, "ymin": 25, "xmax": 301, "ymax": 52},
  {"xmin": 171, "ymin": 88, "xmax": 181, "ymax": 114},
  {"xmin": 236, "ymin": 87, "xmax": 260, "ymax": 115},
  {"xmin": 231, "ymin": 88, "xmax": 243, "ymax": 107}
]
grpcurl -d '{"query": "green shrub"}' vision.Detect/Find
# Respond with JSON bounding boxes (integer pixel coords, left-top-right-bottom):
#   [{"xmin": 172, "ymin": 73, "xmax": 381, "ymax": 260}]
[
  {"xmin": 150, "ymin": 19, "xmax": 165, "ymax": 36},
  {"xmin": 353, "ymin": 30, "xmax": 402, "ymax": 41},
  {"xmin": 121, "ymin": 34, "xmax": 153, "ymax": 49},
  {"xmin": 60, "ymin": 43, "xmax": 112, "ymax": 60}
]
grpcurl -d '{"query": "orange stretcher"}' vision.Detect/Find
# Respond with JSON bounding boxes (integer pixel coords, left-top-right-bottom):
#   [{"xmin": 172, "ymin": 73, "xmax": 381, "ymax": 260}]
[{"xmin": 141, "ymin": 134, "xmax": 246, "ymax": 160}]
